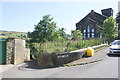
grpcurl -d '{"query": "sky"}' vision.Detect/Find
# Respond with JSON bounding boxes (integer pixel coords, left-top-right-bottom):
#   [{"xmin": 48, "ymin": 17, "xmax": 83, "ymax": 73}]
[{"xmin": 0, "ymin": 0, "xmax": 120, "ymax": 34}]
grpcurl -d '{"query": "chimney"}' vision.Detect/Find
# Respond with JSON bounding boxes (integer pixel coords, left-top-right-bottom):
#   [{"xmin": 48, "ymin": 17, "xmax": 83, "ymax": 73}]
[{"xmin": 101, "ymin": 8, "xmax": 113, "ymax": 17}]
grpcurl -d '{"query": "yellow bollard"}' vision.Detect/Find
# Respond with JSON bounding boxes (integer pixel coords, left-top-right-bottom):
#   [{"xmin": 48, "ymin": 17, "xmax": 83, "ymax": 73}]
[{"xmin": 86, "ymin": 47, "xmax": 94, "ymax": 56}]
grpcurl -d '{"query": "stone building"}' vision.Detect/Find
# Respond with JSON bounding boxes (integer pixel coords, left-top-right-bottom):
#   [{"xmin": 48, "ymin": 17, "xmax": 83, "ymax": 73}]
[
  {"xmin": 76, "ymin": 8, "xmax": 113, "ymax": 39},
  {"xmin": 116, "ymin": 1, "xmax": 120, "ymax": 39}
]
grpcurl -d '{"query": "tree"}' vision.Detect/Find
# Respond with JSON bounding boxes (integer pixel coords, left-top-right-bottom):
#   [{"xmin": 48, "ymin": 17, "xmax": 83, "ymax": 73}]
[
  {"xmin": 117, "ymin": 12, "xmax": 120, "ymax": 19},
  {"xmin": 28, "ymin": 15, "xmax": 57, "ymax": 42},
  {"xmin": 28, "ymin": 15, "xmax": 57, "ymax": 53},
  {"xmin": 59, "ymin": 28, "xmax": 66, "ymax": 37},
  {"xmin": 52, "ymin": 28, "xmax": 69, "ymax": 41},
  {"xmin": 71, "ymin": 30, "xmax": 82, "ymax": 40},
  {"xmin": 102, "ymin": 16, "xmax": 118, "ymax": 43},
  {"xmin": 53, "ymin": 29, "xmax": 63, "ymax": 41}
]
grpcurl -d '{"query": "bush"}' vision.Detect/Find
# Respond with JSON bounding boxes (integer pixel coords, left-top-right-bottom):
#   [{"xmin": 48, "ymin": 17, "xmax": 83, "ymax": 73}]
[{"xmin": 28, "ymin": 38, "xmax": 106, "ymax": 58}]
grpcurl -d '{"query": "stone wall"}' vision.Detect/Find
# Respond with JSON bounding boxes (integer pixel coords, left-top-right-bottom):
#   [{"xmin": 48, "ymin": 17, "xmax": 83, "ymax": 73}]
[
  {"xmin": 6, "ymin": 38, "xmax": 30, "ymax": 65},
  {"xmin": 37, "ymin": 50, "xmax": 85, "ymax": 67},
  {"xmin": 24, "ymin": 48, "xmax": 30, "ymax": 61},
  {"xmin": 37, "ymin": 44, "xmax": 107, "ymax": 67},
  {"xmin": 6, "ymin": 38, "xmax": 15, "ymax": 64},
  {"xmin": 52, "ymin": 51, "xmax": 85, "ymax": 66},
  {"xmin": 14, "ymin": 39, "xmax": 25, "ymax": 65}
]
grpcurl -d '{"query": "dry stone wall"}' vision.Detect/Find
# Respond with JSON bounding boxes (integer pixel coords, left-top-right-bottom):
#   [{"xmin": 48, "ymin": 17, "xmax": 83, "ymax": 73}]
[
  {"xmin": 6, "ymin": 38, "xmax": 30, "ymax": 65},
  {"xmin": 6, "ymin": 38, "xmax": 15, "ymax": 64}
]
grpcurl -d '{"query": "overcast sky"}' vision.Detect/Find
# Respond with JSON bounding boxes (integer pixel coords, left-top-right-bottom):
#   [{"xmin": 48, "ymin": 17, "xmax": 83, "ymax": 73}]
[{"xmin": 0, "ymin": 0, "xmax": 119, "ymax": 34}]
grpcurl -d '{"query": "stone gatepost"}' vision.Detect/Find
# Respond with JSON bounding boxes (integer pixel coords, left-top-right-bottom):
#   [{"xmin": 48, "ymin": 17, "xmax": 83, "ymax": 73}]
[
  {"xmin": 6, "ymin": 38, "xmax": 15, "ymax": 64},
  {"xmin": 6, "ymin": 38, "xmax": 30, "ymax": 65}
]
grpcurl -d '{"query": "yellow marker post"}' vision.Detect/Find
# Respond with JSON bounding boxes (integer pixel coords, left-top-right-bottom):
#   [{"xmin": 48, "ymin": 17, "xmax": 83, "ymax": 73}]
[{"xmin": 86, "ymin": 47, "xmax": 94, "ymax": 56}]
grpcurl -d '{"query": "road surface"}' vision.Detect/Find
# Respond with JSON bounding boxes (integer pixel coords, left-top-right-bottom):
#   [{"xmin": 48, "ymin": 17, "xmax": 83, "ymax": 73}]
[{"xmin": 1, "ymin": 47, "xmax": 120, "ymax": 78}]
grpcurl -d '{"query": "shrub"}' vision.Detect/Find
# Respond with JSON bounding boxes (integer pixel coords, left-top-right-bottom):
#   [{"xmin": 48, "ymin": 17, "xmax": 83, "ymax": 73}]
[{"xmin": 28, "ymin": 38, "xmax": 106, "ymax": 58}]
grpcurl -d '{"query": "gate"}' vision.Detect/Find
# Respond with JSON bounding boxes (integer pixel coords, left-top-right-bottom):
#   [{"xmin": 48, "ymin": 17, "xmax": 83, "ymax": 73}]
[{"xmin": 0, "ymin": 39, "xmax": 7, "ymax": 64}]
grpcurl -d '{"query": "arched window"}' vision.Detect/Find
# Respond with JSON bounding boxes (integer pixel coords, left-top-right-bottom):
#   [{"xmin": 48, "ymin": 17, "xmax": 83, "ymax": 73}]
[
  {"xmin": 100, "ymin": 33, "xmax": 102, "ymax": 38},
  {"xmin": 84, "ymin": 33, "xmax": 86, "ymax": 38},
  {"xmin": 83, "ymin": 29, "xmax": 86, "ymax": 39},
  {"xmin": 92, "ymin": 28, "xmax": 94, "ymax": 32},
  {"xmin": 92, "ymin": 33, "xmax": 94, "ymax": 38},
  {"xmin": 88, "ymin": 26, "xmax": 90, "ymax": 32},
  {"xmin": 91, "ymin": 28, "xmax": 94, "ymax": 38},
  {"xmin": 83, "ymin": 29, "xmax": 86, "ymax": 33},
  {"xmin": 87, "ymin": 26, "xmax": 90, "ymax": 38},
  {"xmin": 88, "ymin": 33, "xmax": 90, "ymax": 38}
]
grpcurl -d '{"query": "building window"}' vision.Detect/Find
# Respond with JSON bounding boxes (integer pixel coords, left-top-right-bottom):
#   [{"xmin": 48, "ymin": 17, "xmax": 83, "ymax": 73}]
[
  {"xmin": 88, "ymin": 33, "xmax": 90, "ymax": 38},
  {"xmin": 87, "ymin": 26, "xmax": 90, "ymax": 38},
  {"xmin": 100, "ymin": 33, "xmax": 102, "ymax": 38},
  {"xmin": 84, "ymin": 33, "xmax": 86, "ymax": 38},
  {"xmin": 83, "ymin": 29, "xmax": 86, "ymax": 38},
  {"xmin": 88, "ymin": 26, "xmax": 90, "ymax": 32},
  {"xmin": 92, "ymin": 33, "xmax": 94, "ymax": 38},
  {"xmin": 91, "ymin": 28, "xmax": 94, "ymax": 38},
  {"xmin": 92, "ymin": 28, "xmax": 94, "ymax": 32},
  {"xmin": 83, "ymin": 29, "xmax": 86, "ymax": 33}
]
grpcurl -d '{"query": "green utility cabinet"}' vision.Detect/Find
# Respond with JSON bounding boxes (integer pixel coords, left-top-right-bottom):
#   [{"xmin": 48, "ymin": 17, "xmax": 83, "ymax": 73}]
[{"xmin": 0, "ymin": 39, "xmax": 7, "ymax": 64}]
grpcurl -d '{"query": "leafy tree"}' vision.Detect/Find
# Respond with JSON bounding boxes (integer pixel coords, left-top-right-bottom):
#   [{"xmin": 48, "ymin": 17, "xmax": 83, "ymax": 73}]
[
  {"xmin": 52, "ymin": 27, "xmax": 69, "ymax": 41},
  {"xmin": 102, "ymin": 16, "xmax": 118, "ymax": 43},
  {"xmin": 71, "ymin": 30, "xmax": 82, "ymax": 40},
  {"xmin": 17, "ymin": 34, "xmax": 27, "ymax": 40},
  {"xmin": 117, "ymin": 12, "xmax": 120, "ymax": 18},
  {"xmin": 53, "ymin": 29, "xmax": 63, "ymax": 41},
  {"xmin": 59, "ymin": 28, "xmax": 66, "ymax": 37},
  {"xmin": 28, "ymin": 15, "xmax": 57, "ymax": 53}
]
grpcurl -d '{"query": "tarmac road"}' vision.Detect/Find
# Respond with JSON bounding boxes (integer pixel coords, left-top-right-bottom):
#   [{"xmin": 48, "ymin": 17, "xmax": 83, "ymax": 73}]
[{"xmin": 1, "ymin": 47, "xmax": 120, "ymax": 78}]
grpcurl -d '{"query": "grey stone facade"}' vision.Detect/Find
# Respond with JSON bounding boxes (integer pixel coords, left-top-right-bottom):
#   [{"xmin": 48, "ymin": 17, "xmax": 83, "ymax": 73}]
[
  {"xmin": 116, "ymin": 17, "xmax": 120, "ymax": 39},
  {"xmin": 117, "ymin": 1, "xmax": 120, "ymax": 39},
  {"xmin": 76, "ymin": 8, "xmax": 113, "ymax": 39}
]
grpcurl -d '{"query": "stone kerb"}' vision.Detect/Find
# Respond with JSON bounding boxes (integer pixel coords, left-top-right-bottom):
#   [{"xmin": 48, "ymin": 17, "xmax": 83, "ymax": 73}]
[{"xmin": 92, "ymin": 44, "xmax": 107, "ymax": 50}]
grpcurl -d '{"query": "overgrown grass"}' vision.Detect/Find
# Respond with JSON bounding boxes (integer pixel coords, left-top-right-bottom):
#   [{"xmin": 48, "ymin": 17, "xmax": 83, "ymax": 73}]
[
  {"xmin": 30, "ymin": 38, "xmax": 107, "ymax": 58},
  {"xmin": 94, "ymin": 45, "xmax": 109, "ymax": 52}
]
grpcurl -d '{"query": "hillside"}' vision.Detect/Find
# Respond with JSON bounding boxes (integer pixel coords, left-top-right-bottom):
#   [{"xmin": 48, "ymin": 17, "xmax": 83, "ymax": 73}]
[{"xmin": 0, "ymin": 30, "xmax": 28, "ymax": 39}]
